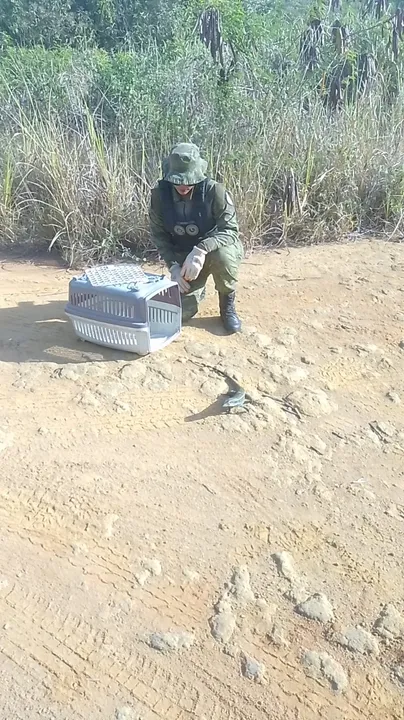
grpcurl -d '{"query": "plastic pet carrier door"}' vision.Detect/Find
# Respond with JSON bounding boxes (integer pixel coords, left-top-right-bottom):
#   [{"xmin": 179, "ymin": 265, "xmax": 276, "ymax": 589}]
[{"xmin": 65, "ymin": 264, "xmax": 181, "ymax": 355}]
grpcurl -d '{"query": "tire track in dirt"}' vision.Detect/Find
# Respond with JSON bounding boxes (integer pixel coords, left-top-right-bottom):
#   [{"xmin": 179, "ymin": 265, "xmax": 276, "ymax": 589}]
[
  {"xmin": 1, "ymin": 487, "xmax": 402, "ymax": 720},
  {"xmin": 1, "ymin": 385, "xmax": 211, "ymax": 432}
]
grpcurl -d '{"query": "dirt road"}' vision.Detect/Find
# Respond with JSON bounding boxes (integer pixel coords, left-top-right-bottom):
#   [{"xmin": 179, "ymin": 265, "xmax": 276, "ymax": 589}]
[{"xmin": 1, "ymin": 240, "xmax": 404, "ymax": 720}]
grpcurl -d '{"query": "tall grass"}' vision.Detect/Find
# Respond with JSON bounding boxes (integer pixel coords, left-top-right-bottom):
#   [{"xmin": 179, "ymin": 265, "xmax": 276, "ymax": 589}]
[{"xmin": 0, "ymin": 40, "xmax": 403, "ymax": 266}]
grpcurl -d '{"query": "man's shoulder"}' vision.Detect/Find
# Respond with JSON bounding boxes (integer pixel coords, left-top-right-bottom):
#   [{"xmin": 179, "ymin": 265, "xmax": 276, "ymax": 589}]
[{"xmin": 206, "ymin": 179, "xmax": 234, "ymax": 207}]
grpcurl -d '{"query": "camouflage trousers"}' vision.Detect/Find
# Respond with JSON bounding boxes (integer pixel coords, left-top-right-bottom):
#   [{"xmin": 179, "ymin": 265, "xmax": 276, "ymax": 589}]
[{"xmin": 174, "ymin": 241, "xmax": 244, "ymax": 322}]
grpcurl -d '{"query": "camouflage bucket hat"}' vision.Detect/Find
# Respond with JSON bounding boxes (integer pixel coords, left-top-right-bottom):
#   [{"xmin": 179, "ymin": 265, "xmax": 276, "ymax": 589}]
[{"xmin": 162, "ymin": 143, "xmax": 208, "ymax": 185}]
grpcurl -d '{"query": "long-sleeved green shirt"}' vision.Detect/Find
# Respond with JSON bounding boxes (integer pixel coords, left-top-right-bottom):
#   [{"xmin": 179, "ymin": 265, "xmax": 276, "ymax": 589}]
[{"xmin": 149, "ymin": 179, "xmax": 239, "ymax": 268}]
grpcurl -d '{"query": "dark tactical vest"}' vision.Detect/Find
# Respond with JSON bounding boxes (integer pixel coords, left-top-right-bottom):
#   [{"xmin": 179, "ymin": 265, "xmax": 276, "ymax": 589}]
[{"xmin": 158, "ymin": 179, "xmax": 216, "ymax": 251}]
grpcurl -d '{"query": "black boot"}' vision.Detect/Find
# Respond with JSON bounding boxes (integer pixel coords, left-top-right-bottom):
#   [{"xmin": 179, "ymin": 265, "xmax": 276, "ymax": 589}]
[{"xmin": 219, "ymin": 292, "xmax": 241, "ymax": 334}]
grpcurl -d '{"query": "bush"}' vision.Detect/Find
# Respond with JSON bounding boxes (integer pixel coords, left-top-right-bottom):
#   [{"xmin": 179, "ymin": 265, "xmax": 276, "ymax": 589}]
[{"xmin": 0, "ymin": 2, "xmax": 403, "ymax": 265}]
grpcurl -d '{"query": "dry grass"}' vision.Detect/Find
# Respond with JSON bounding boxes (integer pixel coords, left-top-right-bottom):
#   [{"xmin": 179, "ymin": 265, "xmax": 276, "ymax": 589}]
[{"xmin": 0, "ymin": 41, "xmax": 403, "ymax": 266}]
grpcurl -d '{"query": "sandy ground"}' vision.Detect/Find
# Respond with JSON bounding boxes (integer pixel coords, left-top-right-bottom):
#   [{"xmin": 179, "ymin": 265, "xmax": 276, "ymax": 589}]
[{"xmin": 0, "ymin": 240, "xmax": 404, "ymax": 720}]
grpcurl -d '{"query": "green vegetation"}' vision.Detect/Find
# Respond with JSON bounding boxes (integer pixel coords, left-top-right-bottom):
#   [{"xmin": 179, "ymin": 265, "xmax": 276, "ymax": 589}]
[{"xmin": 0, "ymin": 1, "xmax": 403, "ymax": 265}]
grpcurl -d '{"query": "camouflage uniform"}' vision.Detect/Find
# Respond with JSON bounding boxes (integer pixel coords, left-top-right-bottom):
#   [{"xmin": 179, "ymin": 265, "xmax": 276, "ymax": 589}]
[
  {"xmin": 149, "ymin": 143, "xmax": 243, "ymax": 330},
  {"xmin": 150, "ymin": 180, "xmax": 243, "ymax": 320}
]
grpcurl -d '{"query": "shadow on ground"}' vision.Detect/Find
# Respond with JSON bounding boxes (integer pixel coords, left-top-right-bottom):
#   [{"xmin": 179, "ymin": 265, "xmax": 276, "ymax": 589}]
[
  {"xmin": 0, "ymin": 300, "xmax": 140, "ymax": 364},
  {"xmin": 186, "ymin": 315, "xmax": 228, "ymax": 336}
]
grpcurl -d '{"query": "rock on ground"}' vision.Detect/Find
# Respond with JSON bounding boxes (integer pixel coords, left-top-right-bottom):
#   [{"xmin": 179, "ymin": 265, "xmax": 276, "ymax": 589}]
[
  {"xmin": 336, "ymin": 626, "xmax": 379, "ymax": 656},
  {"xmin": 230, "ymin": 566, "xmax": 255, "ymax": 605},
  {"xmin": 386, "ymin": 390, "xmax": 401, "ymax": 404},
  {"xmin": 374, "ymin": 604, "xmax": 404, "ymax": 640},
  {"xmin": 272, "ymin": 551, "xmax": 298, "ymax": 582},
  {"xmin": 241, "ymin": 654, "xmax": 266, "ymax": 682},
  {"xmin": 296, "ymin": 594, "xmax": 334, "ymax": 624},
  {"xmin": 393, "ymin": 665, "xmax": 404, "ymax": 685},
  {"xmin": 210, "ymin": 610, "xmax": 237, "ymax": 644},
  {"xmin": 115, "ymin": 707, "xmax": 139, "ymax": 720},
  {"xmin": 148, "ymin": 631, "xmax": 195, "ymax": 653},
  {"xmin": 135, "ymin": 570, "xmax": 150, "ymax": 587},
  {"xmin": 302, "ymin": 650, "xmax": 348, "ymax": 693},
  {"xmin": 141, "ymin": 558, "xmax": 162, "ymax": 577}
]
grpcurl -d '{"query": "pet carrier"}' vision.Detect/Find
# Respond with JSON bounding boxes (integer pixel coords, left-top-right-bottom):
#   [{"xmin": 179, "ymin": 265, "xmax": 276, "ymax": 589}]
[{"xmin": 65, "ymin": 264, "xmax": 181, "ymax": 355}]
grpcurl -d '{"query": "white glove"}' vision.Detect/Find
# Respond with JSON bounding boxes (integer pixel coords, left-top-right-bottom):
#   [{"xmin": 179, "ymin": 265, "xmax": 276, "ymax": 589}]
[
  {"xmin": 181, "ymin": 246, "xmax": 207, "ymax": 282},
  {"xmin": 170, "ymin": 262, "xmax": 190, "ymax": 294}
]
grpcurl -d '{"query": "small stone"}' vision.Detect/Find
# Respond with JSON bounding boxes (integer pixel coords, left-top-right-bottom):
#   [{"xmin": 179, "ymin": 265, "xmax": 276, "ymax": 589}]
[
  {"xmin": 231, "ymin": 566, "xmax": 255, "ymax": 605},
  {"xmin": 37, "ymin": 426, "xmax": 49, "ymax": 436},
  {"xmin": 272, "ymin": 551, "xmax": 297, "ymax": 582},
  {"xmin": 210, "ymin": 611, "xmax": 237, "ymax": 644},
  {"xmin": 336, "ymin": 626, "xmax": 379, "ymax": 655},
  {"xmin": 287, "ymin": 388, "xmax": 337, "ymax": 418},
  {"xmin": 302, "ymin": 650, "xmax": 348, "ymax": 693},
  {"xmin": 142, "ymin": 558, "xmax": 162, "ymax": 577},
  {"xmin": 119, "ymin": 362, "xmax": 147, "ymax": 382},
  {"xmin": 393, "ymin": 665, "xmax": 404, "ymax": 685},
  {"xmin": 399, "ymin": 340, "xmax": 404, "ymax": 350},
  {"xmin": 115, "ymin": 707, "xmax": 137, "ymax": 720},
  {"xmin": 241, "ymin": 654, "xmax": 266, "ymax": 682},
  {"xmin": 296, "ymin": 593, "xmax": 334, "ymax": 624},
  {"xmin": 149, "ymin": 631, "xmax": 194, "ymax": 652},
  {"xmin": 387, "ymin": 391, "xmax": 401, "ymax": 404},
  {"xmin": 374, "ymin": 604, "xmax": 404, "ymax": 640},
  {"xmin": 385, "ymin": 503, "xmax": 401, "ymax": 518},
  {"xmin": 135, "ymin": 570, "xmax": 151, "ymax": 587}
]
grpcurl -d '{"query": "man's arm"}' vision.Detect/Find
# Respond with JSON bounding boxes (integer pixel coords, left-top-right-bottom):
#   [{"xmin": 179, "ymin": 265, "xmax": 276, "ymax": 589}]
[
  {"xmin": 149, "ymin": 188, "xmax": 177, "ymax": 268},
  {"xmin": 197, "ymin": 183, "xmax": 239, "ymax": 253}
]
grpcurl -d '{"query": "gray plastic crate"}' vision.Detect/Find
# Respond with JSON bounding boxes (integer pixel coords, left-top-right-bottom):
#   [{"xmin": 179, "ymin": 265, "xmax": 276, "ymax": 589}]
[{"xmin": 65, "ymin": 264, "xmax": 181, "ymax": 355}]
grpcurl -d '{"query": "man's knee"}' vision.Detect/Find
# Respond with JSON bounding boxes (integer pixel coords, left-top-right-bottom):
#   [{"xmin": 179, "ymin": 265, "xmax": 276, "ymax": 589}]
[{"xmin": 209, "ymin": 243, "xmax": 243, "ymax": 271}]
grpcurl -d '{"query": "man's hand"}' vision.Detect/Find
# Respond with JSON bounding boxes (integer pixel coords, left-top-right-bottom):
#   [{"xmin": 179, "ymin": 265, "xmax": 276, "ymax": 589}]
[
  {"xmin": 181, "ymin": 246, "xmax": 207, "ymax": 282},
  {"xmin": 170, "ymin": 262, "xmax": 190, "ymax": 294}
]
